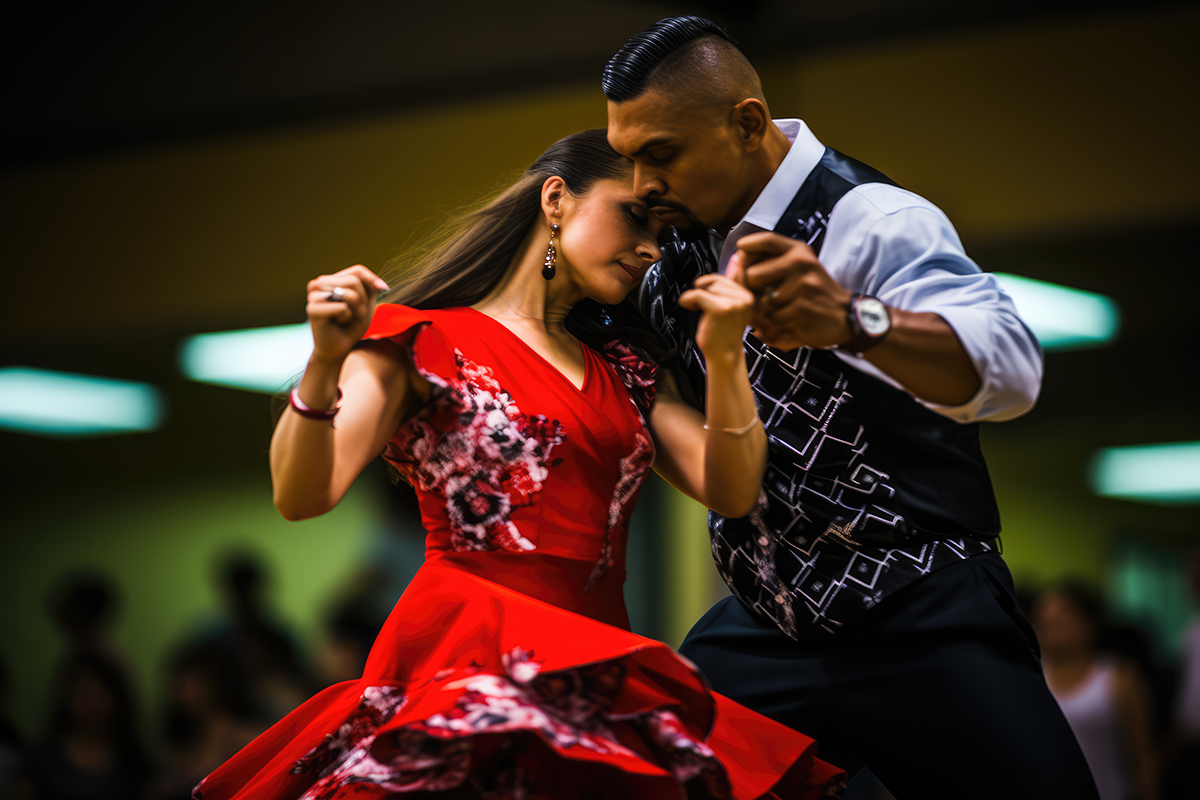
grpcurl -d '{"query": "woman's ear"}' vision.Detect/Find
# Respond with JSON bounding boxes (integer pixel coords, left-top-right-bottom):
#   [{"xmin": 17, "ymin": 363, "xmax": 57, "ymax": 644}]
[{"xmin": 540, "ymin": 176, "xmax": 566, "ymax": 222}]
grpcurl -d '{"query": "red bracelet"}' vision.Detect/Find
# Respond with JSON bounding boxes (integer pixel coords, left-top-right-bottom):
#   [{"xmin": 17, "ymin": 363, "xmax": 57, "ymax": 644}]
[{"xmin": 288, "ymin": 387, "xmax": 342, "ymax": 420}]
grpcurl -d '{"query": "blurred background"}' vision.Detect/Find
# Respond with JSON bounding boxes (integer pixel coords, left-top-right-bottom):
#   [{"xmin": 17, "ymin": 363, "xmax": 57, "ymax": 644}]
[{"xmin": 1, "ymin": 1, "xmax": 1197, "ymax": 798}]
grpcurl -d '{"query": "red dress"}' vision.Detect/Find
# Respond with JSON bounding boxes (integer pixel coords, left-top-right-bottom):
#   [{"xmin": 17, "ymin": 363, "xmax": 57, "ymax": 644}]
[{"xmin": 193, "ymin": 305, "xmax": 843, "ymax": 800}]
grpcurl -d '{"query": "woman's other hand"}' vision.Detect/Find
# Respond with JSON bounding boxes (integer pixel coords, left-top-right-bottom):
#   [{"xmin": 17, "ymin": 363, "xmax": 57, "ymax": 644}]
[
  {"xmin": 306, "ymin": 265, "xmax": 390, "ymax": 363},
  {"xmin": 678, "ymin": 261, "xmax": 755, "ymax": 363},
  {"xmin": 655, "ymin": 254, "xmax": 765, "ymax": 519}
]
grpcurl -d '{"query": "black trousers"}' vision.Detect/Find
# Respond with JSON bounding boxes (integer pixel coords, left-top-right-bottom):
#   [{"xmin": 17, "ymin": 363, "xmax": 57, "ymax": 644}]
[{"xmin": 678, "ymin": 553, "xmax": 1100, "ymax": 800}]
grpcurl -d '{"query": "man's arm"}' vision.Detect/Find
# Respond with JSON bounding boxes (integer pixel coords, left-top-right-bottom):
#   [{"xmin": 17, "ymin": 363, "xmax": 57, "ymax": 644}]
[
  {"xmin": 735, "ymin": 236, "xmax": 982, "ymax": 406},
  {"xmin": 733, "ymin": 200, "xmax": 1042, "ymax": 422}
]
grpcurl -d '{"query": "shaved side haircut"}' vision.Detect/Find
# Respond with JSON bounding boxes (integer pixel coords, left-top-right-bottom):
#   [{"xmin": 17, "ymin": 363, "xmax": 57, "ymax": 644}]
[{"xmin": 603, "ymin": 16, "xmax": 765, "ymax": 110}]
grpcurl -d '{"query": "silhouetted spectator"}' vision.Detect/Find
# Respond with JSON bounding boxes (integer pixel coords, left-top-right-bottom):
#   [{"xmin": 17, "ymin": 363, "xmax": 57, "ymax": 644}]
[
  {"xmin": 1108, "ymin": 619, "xmax": 1178, "ymax": 743},
  {"xmin": 151, "ymin": 642, "xmax": 259, "ymax": 800},
  {"xmin": 48, "ymin": 573, "xmax": 131, "ymax": 676},
  {"xmin": 204, "ymin": 550, "xmax": 312, "ymax": 722},
  {"xmin": 1033, "ymin": 581, "xmax": 1159, "ymax": 800},
  {"xmin": 23, "ymin": 653, "xmax": 152, "ymax": 800},
  {"xmin": 315, "ymin": 568, "xmax": 390, "ymax": 686},
  {"xmin": 1163, "ymin": 549, "xmax": 1200, "ymax": 798},
  {"xmin": 0, "ymin": 654, "xmax": 30, "ymax": 799}
]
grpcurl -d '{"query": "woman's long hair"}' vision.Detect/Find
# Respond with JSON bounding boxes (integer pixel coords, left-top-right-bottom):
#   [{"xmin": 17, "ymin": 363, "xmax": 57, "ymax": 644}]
[{"xmin": 380, "ymin": 129, "xmax": 630, "ymax": 310}]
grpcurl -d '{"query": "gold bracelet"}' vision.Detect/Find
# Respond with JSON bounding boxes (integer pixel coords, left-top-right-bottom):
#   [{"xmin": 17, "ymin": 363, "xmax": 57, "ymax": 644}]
[{"xmin": 702, "ymin": 416, "xmax": 761, "ymax": 436}]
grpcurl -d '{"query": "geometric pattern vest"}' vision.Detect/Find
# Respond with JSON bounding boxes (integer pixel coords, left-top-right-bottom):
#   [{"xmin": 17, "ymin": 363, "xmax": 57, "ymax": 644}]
[{"xmin": 632, "ymin": 147, "xmax": 998, "ymax": 636}]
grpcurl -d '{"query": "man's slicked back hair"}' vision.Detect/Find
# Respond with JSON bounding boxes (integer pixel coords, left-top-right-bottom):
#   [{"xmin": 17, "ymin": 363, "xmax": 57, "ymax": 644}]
[{"xmin": 603, "ymin": 16, "xmax": 743, "ymax": 103}]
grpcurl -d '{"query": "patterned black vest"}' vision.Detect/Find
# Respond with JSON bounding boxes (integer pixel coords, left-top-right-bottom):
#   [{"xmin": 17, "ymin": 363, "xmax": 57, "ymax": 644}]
[{"xmin": 636, "ymin": 148, "xmax": 999, "ymax": 636}]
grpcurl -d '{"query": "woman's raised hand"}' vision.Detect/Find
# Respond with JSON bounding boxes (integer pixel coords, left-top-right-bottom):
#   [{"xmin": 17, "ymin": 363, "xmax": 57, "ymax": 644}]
[
  {"xmin": 678, "ymin": 257, "xmax": 756, "ymax": 361},
  {"xmin": 654, "ymin": 252, "xmax": 765, "ymax": 520},
  {"xmin": 305, "ymin": 265, "xmax": 390, "ymax": 363}
]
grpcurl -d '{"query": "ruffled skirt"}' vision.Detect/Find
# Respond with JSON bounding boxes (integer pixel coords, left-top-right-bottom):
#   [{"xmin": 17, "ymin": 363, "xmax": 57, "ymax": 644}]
[{"xmin": 193, "ymin": 558, "xmax": 842, "ymax": 800}]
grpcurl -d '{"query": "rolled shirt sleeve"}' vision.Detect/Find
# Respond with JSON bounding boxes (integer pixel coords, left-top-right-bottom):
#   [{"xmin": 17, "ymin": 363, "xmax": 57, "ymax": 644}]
[{"xmin": 820, "ymin": 184, "xmax": 1043, "ymax": 423}]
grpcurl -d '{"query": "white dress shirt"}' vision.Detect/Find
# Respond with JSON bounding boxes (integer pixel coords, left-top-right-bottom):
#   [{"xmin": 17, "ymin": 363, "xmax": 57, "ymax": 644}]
[{"xmin": 714, "ymin": 119, "xmax": 1043, "ymax": 424}]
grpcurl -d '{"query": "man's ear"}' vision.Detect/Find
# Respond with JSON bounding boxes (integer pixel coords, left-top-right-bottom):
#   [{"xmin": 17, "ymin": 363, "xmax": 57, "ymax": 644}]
[
  {"xmin": 540, "ymin": 175, "xmax": 566, "ymax": 220},
  {"xmin": 732, "ymin": 98, "xmax": 770, "ymax": 152}
]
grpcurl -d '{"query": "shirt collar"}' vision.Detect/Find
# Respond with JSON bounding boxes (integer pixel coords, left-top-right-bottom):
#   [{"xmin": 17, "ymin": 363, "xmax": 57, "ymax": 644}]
[
  {"xmin": 710, "ymin": 119, "xmax": 825, "ymax": 271},
  {"xmin": 738, "ymin": 119, "xmax": 825, "ymax": 232}
]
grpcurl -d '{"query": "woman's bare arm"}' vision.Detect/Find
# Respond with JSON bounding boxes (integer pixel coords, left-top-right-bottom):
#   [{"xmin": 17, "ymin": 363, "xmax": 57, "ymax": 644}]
[
  {"xmin": 649, "ymin": 269, "xmax": 766, "ymax": 519},
  {"xmin": 649, "ymin": 368, "xmax": 766, "ymax": 518},
  {"xmin": 269, "ymin": 265, "xmax": 422, "ymax": 520},
  {"xmin": 271, "ymin": 341, "xmax": 420, "ymax": 520}
]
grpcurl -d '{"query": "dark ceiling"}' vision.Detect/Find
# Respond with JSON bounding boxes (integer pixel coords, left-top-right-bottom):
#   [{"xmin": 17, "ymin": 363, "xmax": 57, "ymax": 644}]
[{"xmin": 3, "ymin": 0, "xmax": 1184, "ymax": 172}]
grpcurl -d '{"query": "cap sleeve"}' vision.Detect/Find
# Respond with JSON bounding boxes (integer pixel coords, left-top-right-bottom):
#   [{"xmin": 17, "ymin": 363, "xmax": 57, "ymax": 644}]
[
  {"xmin": 361, "ymin": 303, "xmax": 457, "ymax": 383},
  {"xmin": 598, "ymin": 340, "xmax": 659, "ymax": 416},
  {"xmin": 362, "ymin": 304, "xmax": 466, "ymax": 482}
]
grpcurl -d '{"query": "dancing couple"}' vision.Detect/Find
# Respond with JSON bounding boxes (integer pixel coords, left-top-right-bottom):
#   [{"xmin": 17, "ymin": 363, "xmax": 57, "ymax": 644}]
[{"xmin": 196, "ymin": 16, "xmax": 1099, "ymax": 800}]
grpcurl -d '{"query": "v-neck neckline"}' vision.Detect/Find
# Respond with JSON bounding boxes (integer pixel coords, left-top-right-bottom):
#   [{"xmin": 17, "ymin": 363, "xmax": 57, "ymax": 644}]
[{"xmin": 466, "ymin": 307, "xmax": 592, "ymax": 395}]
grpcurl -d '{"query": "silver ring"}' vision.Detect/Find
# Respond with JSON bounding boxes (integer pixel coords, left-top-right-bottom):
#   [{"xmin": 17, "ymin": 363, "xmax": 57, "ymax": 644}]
[{"xmin": 326, "ymin": 286, "xmax": 346, "ymax": 303}]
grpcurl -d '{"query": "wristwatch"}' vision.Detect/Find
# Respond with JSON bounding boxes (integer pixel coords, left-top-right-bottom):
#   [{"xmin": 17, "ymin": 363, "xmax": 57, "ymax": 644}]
[{"xmin": 840, "ymin": 293, "xmax": 891, "ymax": 355}]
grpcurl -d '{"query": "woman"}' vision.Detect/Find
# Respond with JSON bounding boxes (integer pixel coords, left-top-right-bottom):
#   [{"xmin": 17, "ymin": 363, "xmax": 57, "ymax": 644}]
[
  {"xmin": 194, "ymin": 130, "xmax": 841, "ymax": 800},
  {"xmin": 1033, "ymin": 582, "xmax": 1159, "ymax": 800}
]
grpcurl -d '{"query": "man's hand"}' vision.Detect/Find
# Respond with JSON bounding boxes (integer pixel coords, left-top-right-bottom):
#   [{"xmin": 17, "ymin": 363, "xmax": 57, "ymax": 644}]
[
  {"xmin": 730, "ymin": 232, "xmax": 853, "ymax": 351},
  {"xmin": 729, "ymin": 232, "xmax": 982, "ymax": 406}
]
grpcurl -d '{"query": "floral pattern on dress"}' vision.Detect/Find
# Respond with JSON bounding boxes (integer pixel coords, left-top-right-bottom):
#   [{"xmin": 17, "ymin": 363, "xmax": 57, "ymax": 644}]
[
  {"xmin": 290, "ymin": 649, "xmax": 740, "ymax": 799},
  {"xmin": 413, "ymin": 647, "xmax": 630, "ymax": 757},
  {"xmin": 586, "ymin": 428, "xmax": 655, "ymax": 591},
  {"xmin": 384, "ymin": 349, "xmax": 566, "ymax": 553},
  {"xmin": 577, "ymin": 342, "xmax": 660, "ymax": 591},
  {"xmin": 290, "ymin": 686, "xmax": 469, "ymax": 799},
  {"xmin": 639, "ymin": 709, "xmax": 731, "ymax": 798},
  {"xmin": 601, "ymin": 341, "xmax": 658, "ymax": 420}
]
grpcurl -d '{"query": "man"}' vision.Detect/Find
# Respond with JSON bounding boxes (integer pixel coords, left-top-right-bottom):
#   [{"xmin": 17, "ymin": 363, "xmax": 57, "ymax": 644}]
[{"xmin": 602, "ymin": 16, "xmax": 1099, "ymax": 800}]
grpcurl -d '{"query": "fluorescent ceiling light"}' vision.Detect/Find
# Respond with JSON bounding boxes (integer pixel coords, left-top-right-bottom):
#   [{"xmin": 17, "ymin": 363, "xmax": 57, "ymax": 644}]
[
  {"xmin": 994, "ymin": 273, "xmax": 1119, "ymax": 351},
  {"xmin": 179, "ymin": 323, "xmax": 311, "ymax": 393},
  {"xmin": 0, "ymin": 367, "xmax": 164, "ymax": 437},
  {"xmin": 1091, "ymin": 442, "xmax": 1200, "ymax": 505},
  {"xmin": 180, "ymin": 273, "xmax": 1116, "ymax": 392}
]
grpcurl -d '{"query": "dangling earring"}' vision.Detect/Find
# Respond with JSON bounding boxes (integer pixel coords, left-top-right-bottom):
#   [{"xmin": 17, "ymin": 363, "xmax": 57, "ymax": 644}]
[{"xmin": 542, "ymin": 223, "xmax": 559, "ymax": 280}]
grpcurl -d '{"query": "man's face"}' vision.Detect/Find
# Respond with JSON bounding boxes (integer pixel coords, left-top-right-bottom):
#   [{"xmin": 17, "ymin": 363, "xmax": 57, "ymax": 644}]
[{"xmin": 607, "ymin": 90, "xmax": 750, "ymax": 232}]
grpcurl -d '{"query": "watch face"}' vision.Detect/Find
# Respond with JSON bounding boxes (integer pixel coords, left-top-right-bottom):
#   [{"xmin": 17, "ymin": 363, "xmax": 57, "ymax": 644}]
[{"xmin": 857, "ymin": 297, "xmax": 890, "ymax": 336}]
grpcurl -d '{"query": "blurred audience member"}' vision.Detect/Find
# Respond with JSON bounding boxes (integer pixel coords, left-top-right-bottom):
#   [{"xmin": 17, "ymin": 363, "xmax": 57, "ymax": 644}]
[
  {"xmin": 0, "ymin": 654, "xmax": 30, "ymax": 799},
  {"xmin": 314, "ymin": 567, "xmax": 390, "ymax": 686},
  {"xmin": 151, "ymin": 642, "xmax": 260, "ymax": 800},
  {"xmin": 23, "ymin": 653, "xmax": 153, "ymax": 800},
  {"xmin": 203, "ymin": 551, "xmax": 312, "ymax": 721},
  {"xmin": 315, "ymin": 604, "xmax": 377, "ymax": 686},
  {"xmin": 1033, "ymin": 581, "xmax": 1159, "ymax": 800},
  {"xmin": 1163, "ymin": 549, "xmax": 1200, "ymax": 798},
  {"xmin": 48, "ymin": 573, "xmax": 130, "ymax": 674},
  {"xmin": 1107, "ymin": 619, "xmax": 1179, "ymax": 745}
]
